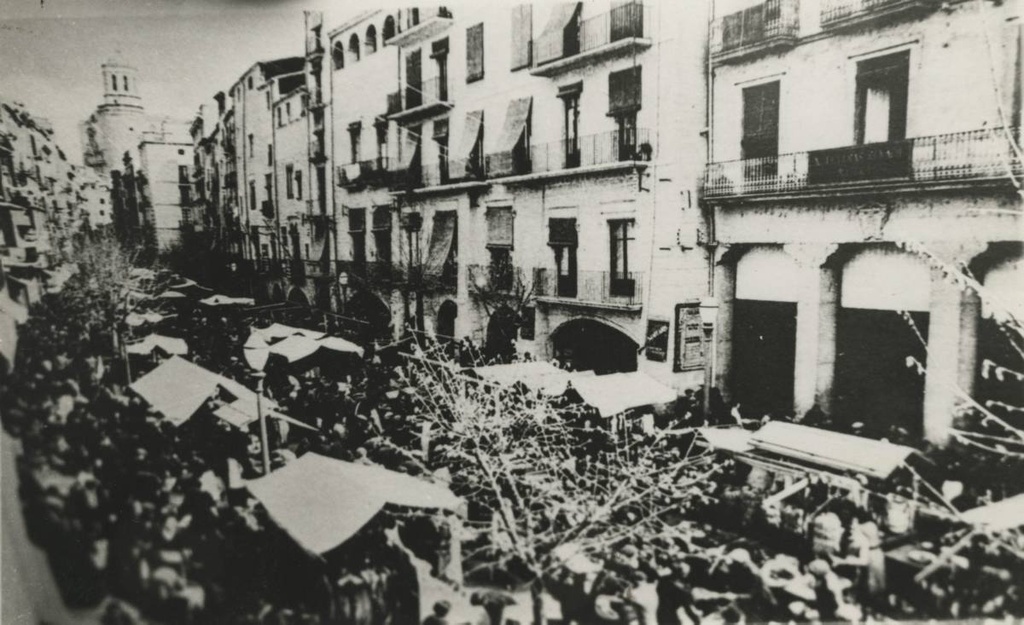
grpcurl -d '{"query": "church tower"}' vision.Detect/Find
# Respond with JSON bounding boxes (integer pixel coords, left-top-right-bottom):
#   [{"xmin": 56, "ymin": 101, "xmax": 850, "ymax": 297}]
[
  {"xmin": 101, "ymin": 60, "xmax": 143, "ymax": 109},
  {"xmin": 81, "ymin": 56, "xmax": 147, "ymax": 175}
]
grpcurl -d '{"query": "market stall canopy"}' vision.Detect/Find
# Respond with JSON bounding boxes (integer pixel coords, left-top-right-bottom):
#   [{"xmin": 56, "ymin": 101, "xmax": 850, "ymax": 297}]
[
  {"xmin": 959, "ymin": 493, "xmax": 1024, "ymax": 532},
  {"xmin": 699, "ymin": 427, "xmax": 755, "ymax": 454},
  {"xmin": 470, "ymin": 361, "xmax": 593, "ymax": 395},
  {"xmin": 317, "ymin": 336, "xmax": 365, "ymax": 358},
  {"xmin": 749, "ymin": 422, "xmax": 916, "ymax": 480},
  {"xmin": 125, "ymin": 311, "xmax": 171, "ymax": 327},
  {"xmin": 126, "ymin": 334, "xmax": 189, "ymax": 357},
  {"xmin": 267, "ymin": 334, "xmax": 322, "ymax": 363},
  {"xmin": 246, "ymin": 452, "xmax": 462, "ymax": 555},
  {"xmin": 252, "ymin": 323, "xmax": 325, "ymax": 342},
  {"xmin": 200, "ymin": 294, "xmax": 256, "ymax": 307},
  {"xmin": 212, "ymin": 398, "xmax": 317, "ymax": 432},
  {"xmin": 569, "ymin": 371, "xmax": 676, "ymax": 417},
  {"xmin": 156, "ymin": 290, "xmax": 187, "ymax": 300}
]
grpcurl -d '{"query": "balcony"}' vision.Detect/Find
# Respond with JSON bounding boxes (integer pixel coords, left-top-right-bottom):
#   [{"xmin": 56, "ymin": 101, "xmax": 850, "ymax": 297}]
[
  {"xmin": 534, "ymin": 268, "xmax": 644, "ymax": 311},
  {"xmin": 306, "ymin": 32, "xmax": 325, "ymax": 58},
  {"xmin": 531, "ymin": 1, "xmax": 652, "ymax": 77},
  {"xmin": 309, "ymin": 136, "xmax": 327, "ymax": 164},
  {"xmin": 339, "ymin": 157, "xmax": 392, "ymax": 188},
  {"xmin": 385, "ymin": 8, "xmax": 454, "ymax": 48},
  {"xmin": 467, "ymin": 263, "xmax": 523, "ymax": 294},
  {"xmin": 309, "ymin": 87, "xmax": 325, "ymax": 111},
  {"xmin": 340, "ymin": 260, "xmax": 397, "ymax": 287},
  {"xmin": 388, "ymin": 77, "xmax": 452, "ymax": 124},
  {"xmin": 711, "ymin": 0, "xmax": 799, "ymax": 65},
  {"xmin": 388, "ymin": 160, "xmax": 424, "ymax": 191},
  {"xmin": 821, "ymin": 0, "xmax": 938, "ymax": 31},
  {"xmin": 526, "ymin": 129, "xmax": 652, "ymax": 179},
  {"xmin": 703, "ymin": 127, "xmax": 1024, "ymax": 200}
]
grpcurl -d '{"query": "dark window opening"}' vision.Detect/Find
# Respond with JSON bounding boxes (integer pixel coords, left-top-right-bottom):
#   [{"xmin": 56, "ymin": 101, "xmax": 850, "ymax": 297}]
[
  {"xmin": 855, "ymin": 51, "xmax": 910, "ymax": 145},
  {"xmin": 609, "ymin": 219, "xmax": 635, "ymax": 297}
]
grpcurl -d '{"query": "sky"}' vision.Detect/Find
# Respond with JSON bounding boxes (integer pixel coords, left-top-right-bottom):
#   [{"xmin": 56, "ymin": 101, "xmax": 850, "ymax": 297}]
[{"xmin": 0, "ymin": 0, "xmax": 360, "ymax": 165}]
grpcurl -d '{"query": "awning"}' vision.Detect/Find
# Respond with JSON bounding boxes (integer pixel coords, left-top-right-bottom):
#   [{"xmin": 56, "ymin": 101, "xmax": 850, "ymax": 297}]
[
  {"xmin": 252, "ymin": 323, "xmax": 326, "ymax": 343},
  {"xmin": 749, "ymin": 422, "xmax": 916, "ymax": 480},
  {"xmin": 200, "ymin": 294, "xmax": 256, "ymax": 307},
  {"xmin": 126, "ymin": 334, "xmax": 189, "ymax": 357},
  {"xmin": 423, "ymin": 211, "xmax": 456, "ymax": 278},
  {"xmin": 317, "ymin": 336, "xmax": 365, "ymax": 358},
  {"xmin": 342, "ymin": 162, "xmax": 363, "ymax": 183},
  {"xmin": 496, "ymin": 97, "xmax": 532, "ymax": 153},
  {"xmin": 212, "ymin": 398, "xmax": 318, "ymax": 432},
  {"xmin": 130, "ymin": 356, "xmax": 223, "ymax": 426},
  {"xmin": 471, "ymin": 361, "xmax": 593, "ymax": 395},
  {"xmin": 125, "ymin": 311, "xmax": 170, "ymax": 327},
  {"xmin": 449, "ymin": 111, "xmax": 483, "ymax": 180},
  {"xmin": 246, "ymin": 452, "xmax": 462, "ymax": 555},
  {"xmin": 699, "ymin": 427, "xmax": 755, "ymax": 454},
  {"xmin": 267, "ymin": 334, "xmax": 322, "ymax": 363},
  {"xmin": 535, "ymin": 3, "xmax": 582, "ymax": 64},
  {"xmin": 569, "ymin": 371, "xmax": 676, "ymax": 417},
  {"xmin": 156, "ymin": 290, "xmax": 187, "ymax": 299},
  {"xmin": 959, "ymin": 493, "xmax": 1024, "ymax": 532}
]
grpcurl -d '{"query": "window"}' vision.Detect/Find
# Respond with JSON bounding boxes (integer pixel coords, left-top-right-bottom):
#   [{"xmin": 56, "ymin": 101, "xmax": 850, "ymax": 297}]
[
  {"xmin": 264, "ymin": 173, "xmax": 272, "ymax": 200},
  {"xmin": 372, "ymin": 206, "xmax": 392, "ymax": 266},
  {"xmin": 365, "ymin": 25, "xmax": 378, "ymax": 55},
  {"xmin": 277, "ymin": 108, "xmax": 283, "ymax": 126},
  {"xmin": 855, "ymin": 51, "xmax": 909, "ymax": 145},
  {"xmin": 111, "ymin": 75, "xmax": 118, "ymax": 91},
  {"xmin": 614, "ymin": 111, "xmax": 638, "ymax": 161},
  {"xmin": 375, "ymin": 120, "xmax": 389, "ymax": 161},
  {"xmin": 248, "ymin": 133, "xmax": 254, "ymax": 157},
  {"xmin": 510, "ymin": 4, "xmax": 533, "ymax": 70},
  {"xmin": 123, "ymin": 76, "xmax": 129, "ymax": 91},
  {"xmin": 487, "ymin": 206, "xmax": 514, "ymax": 290},
  {"xmin": 609, "ymin": 219, "xmax": 635, "ymax": 297},
  {"xmin": 266, "ymin": 90, "xmax": 272, "ymax": 109},
  {"xmin": 248, "ymin": 76, "xmax": 254, "ymax": 89},
  {"xmin": 466, "ymin": 23, "xmax": 484, "ymax": 83},
  {"xmin": 285, "ymin": 164, "xmax": 294, "ymax": 198},
  {"xmin": 548, "ymin": 218, "xmax": 577, "ymax": 298},
  {"xmin": 433, "ymin": 119, "xmax": 449, "ymax": 184},
  {"xmin": 383, "ymin": 16, "xmax": 396, "ymax": 42},
  {"xmin": 432, "ymin": 38, "xmax": 449, "ymax": 100},
  {"xmin": 349, "ymin": 34, "xmax": 361, "ymax": 62},
  {"xmin": 560, "ymin": 83, "xmax": 582, "ymax": 168},
  {"xmin": 405, "ymin": 50, "xmax": 423, "ymax": 108},
  {"xmin": 742, "ymin": 81, "xmax": 780, "ymax": 158},
  {"xmin": 349, "ymin": 208, "xmax": 367, "ymax": 264},
  {"xmin": 267, "ymin": 144, "xmax": 273, "ymax": 166},
  {"xmin": 249, "ymin": 180, "xmax": 257, "ymax": 211},
  {"xmin": 348, "ymin": 122, "xmax": 362, "ymax": 164},
  {"xmin": 286, "ymin": 102, "xmax": 291, "ymax": 119},
  {"xmin": 332, "ymin": 42, "xmax": 345, "ymax": 70}
]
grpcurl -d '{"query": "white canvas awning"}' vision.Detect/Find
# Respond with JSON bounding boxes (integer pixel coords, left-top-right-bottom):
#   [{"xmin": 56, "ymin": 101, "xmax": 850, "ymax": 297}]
[
  {"xmin": 126, "ymin": 334, "xmax": 189, "ymax": 357},
  {"xmin": 252, "ymin": 323, "xmax": 325, "ymax": 342},
  {"xmin": 267, "ymin": 335, "xmax": 322, "ymax": 363},
  {"xmin": 212, "ymin": 398, "xmax": 318, "ymax": 432},
  {"xmin": 959, "ymin": 493, "xmax": 1024, "ymax": 532},
  {"xmin": 125, "ymin": 311, "xmax": 171, "ymax": 327},
  {"xmin": 246, "ymin": 453, "xmax": 462, "ymax": 555},
  {"xmin": 569, "ymin": 371, "xmax": 677, "ymax": 417},
  {"xmin": 699, "ymin": 427, "xmax": 755, "ymax": 454},
  {"xmin": 317, "ymin": 336, "xmax": 365, "ymax": 358},
  {"xmin": 156, "ymin": 290, "xmax": 187, "ymax": 300},
  {"xmin": 749, "ymin": 421, "xmax": 916, "ymax": 480},
  {"xmin": 471, "ymin": 361, "xmax": 593, "ymax": 395},
  {"xmin": 200, "ymin": 294, "xmax": 256, "ymax": 307}
]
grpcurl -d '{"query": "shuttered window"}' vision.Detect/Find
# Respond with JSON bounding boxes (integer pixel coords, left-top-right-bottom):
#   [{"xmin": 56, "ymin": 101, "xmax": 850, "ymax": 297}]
[
  {"xmin": 466, "ymin": 23, "xmax": 485, "ymax": 83},
  {"xmin": 510, "ymin": 4, "xmax": 533, "ymax": 71},
  {"xmin": 742, "ymin": 81, "xmax": 780, "ymax": 159},
  {"xmin": 548, "ymin": 218, "xmax": 577, "ymax": 247},
  {"xmin": 486, "ymin": 206, "xmax": 514, "ymax": 248},
  {"xmin": 608, "ymin": 66, "xmax": 642, "ymax": 115}
]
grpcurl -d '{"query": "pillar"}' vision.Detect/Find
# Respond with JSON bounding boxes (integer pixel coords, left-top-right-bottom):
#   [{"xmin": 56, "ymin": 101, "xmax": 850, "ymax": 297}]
[
  {"xmin": 786, "ymin": 243, "xmax": 838, "ymax": 417},
  {"xmin": 923, "ymin": 270, "xmax": 964, "ymax": 443},
  {"xmin": 957, "ymin": 288, "xmax": 980, "ymax": 396},
  {"xmin": 815, "ymin": 266, "xmax": 840, "ymax": 414},
  {"xmin": 713, "ymin": 259, "xmax": 735, "ymax": 402}
]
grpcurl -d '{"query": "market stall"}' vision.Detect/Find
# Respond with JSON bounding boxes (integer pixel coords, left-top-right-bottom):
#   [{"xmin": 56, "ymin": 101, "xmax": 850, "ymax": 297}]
[{"xmin": 468, "ymin": 360, "xmax": 595, "ymax": 396}]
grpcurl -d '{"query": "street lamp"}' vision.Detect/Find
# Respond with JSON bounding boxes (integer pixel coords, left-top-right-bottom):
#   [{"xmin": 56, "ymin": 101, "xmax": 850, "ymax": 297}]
[
  {"xmin": 243, "ymin": 333, "xmax": 271, "ymax": 475},
  {"xmin": 698, "ymin": 296, "xmax": 719, "ymax": 421}
]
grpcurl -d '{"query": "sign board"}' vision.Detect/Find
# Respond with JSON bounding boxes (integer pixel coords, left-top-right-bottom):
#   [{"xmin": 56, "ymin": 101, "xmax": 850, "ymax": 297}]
[
  {"xmin": 644, "ymin": 320, "xmax": 669, "ymax": 362},
  {"xmin": 673, "ymin": 304, "xmax": 705, "ymax": 372},
  {"xmin": 807, "ymin": 140, "xmax": 912, "ymax": 185}
]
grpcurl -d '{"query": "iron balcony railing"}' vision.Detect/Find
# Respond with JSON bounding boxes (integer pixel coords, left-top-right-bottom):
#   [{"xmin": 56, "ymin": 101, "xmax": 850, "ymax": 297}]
[
  {"xmin": 533, "ymin": 268, "xmax": 644, "ymax": 307},
  {"xmin": 467, "ymin": 263, "xmax": 526, "ymax": 293},
  {"xmin": 338, "ymin": 157, "xmax": 392, "ymax": 187},
  {"xmin": 533, "ymin": 1, "xmax": 647, "ymax": 67},
  {"xmin": 529, "ymin": 128, "xmax": 653, "ymax": 174},
  {"xmin": 703, "ymin": 127, "xmax": 1024, "ymax": 198},
  {"xmin": 392, "ymin": 76, "xmax": 450, "ymax": 113},
  {"xmin": 711, "ymin": 0, "xmax": 799, "ymax": 58},
  {"xmin": 821, "ymin": 0, "xmax": 937, "ymax": 27}
]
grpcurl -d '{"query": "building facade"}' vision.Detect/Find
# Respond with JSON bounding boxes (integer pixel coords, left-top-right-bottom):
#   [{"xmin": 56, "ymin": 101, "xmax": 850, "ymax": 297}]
[{"xmin": 704, "ymin": 0, "xmax": 1023, "ymax": 441}]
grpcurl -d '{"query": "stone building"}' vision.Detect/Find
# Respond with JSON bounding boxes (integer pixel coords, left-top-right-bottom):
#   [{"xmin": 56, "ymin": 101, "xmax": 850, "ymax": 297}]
[{"xmin": 703, "ymin": 0, "xmax": 1023, "ymax": 441}]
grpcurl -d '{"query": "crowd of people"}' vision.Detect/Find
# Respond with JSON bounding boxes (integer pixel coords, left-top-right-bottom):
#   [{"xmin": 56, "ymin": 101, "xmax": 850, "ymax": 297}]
[{"xmin": 2, "ymin": 265, "xmax": 1023, "ymax": 625}]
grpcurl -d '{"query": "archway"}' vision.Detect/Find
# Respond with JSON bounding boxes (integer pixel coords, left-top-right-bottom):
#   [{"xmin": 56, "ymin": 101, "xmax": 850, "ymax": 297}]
[
  {"xmin": 550, "ymin": 318, "xmax": 637, "ymax": 374},
  {"xmin": 348, "ymin": 290, "xmax": 392, "ymax": 340},
  {"xmin": 287, "ymin": 287, "xmax": 311, "ymax": 307},
  {"xmin": 730, "ymin": 247, "xmax": 799, "ymax": 419},
  {"xmin": 834, "ymin": 247, "xmax": 930, "ymax": 437},
  {"xmin": 485, "ymin": 306, "xmax": 518, "ymax": 363},
  {"xmin": 436, "ymin": 300, "xmax": 457, "ymax": 340}
]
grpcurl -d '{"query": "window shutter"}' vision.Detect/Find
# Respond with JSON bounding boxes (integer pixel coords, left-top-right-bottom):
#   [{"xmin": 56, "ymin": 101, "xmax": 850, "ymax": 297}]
[
  {"xmin": 431, "ymin": 37, "xmax": 449, "ymax": 58},
  {"xmin": 608, "ymin": 66, "xmax": 642, "ymax": 115},
  {"xmin": 467, "ymin": 23, "xmax": 485, "ymax": 82},
  {"xmin": 372, "ymin": 206, "xmax": 391, "ymax": 231},
  {"xmin": 486, "ymin": 206, "xmax": 514, "ymax": 248},
  {"xmin": 741, "ymin": 81, "xmax": 780, "ymax": 158},
  {"xmin": 348, "ymin": 208, "xmax": 366, "ymax": 233},
  {"xmin": 548, "ymin": 218, "xmax": 577, "ymax": 246},
  {"xmin": 511, "ymin": 4, "xmax": 533, "ymax": 70}
]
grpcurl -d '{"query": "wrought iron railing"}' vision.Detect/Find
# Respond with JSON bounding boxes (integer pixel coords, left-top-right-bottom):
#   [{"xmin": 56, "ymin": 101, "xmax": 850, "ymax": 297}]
[
  {"xmin": 533, "ymin": 1, "xmax": 647, "ymax": 67},
  {"xmin": 391, "ymin": 76, "xmax": 450, "ymax": 114},
  {"xmin": 529, "ymin": 128, "xmax": 652, "ymax": 174},
  {"xmin": 467, "ymin": 263, "xmax": 525, "ymax": 293},
  {"xmin": 703, "ymin": 127, "xmax": 1023, "ymax": 198},
  {"xmin": 711, "ymin": 0, "xmax": 799, "ymax": 57},
  {"xmin": 821, "ymin": 0, "xmax": 936, "ymax": 27},
  {"xmin": 533, "ymin": 268, "xmax": 644, "ymax": 307}
]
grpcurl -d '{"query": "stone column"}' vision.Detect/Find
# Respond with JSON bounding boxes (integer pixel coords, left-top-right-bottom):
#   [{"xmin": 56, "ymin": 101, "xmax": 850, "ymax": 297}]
[
  {"xmin": 923, "ymin": 269, "xmax": 964, "ymax": 443},
  {"xmin": 786, "ymin": 243, "xmax": 838, "ymax": 418},
  {"xmin": 713, "ymin": 253, "xmax": 736, "ymax": 402}
]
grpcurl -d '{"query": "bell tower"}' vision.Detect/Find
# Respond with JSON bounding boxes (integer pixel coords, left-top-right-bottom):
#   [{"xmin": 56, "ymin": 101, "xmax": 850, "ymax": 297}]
[{"xmin": 101, "ymin": 57, "xmax": 142, "ymax": 109}]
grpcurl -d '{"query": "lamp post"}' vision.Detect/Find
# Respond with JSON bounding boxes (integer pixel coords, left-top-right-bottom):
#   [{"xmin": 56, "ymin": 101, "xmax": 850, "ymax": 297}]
[
  {"xmin": 699, "ymin": 296, "xmax": 719, "ymax": 421},
  {"xmin": 243, "ymin": 335, "xmax": 271, "ymax": 475}
]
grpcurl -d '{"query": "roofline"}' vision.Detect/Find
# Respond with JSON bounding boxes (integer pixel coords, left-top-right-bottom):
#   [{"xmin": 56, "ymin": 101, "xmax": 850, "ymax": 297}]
[{"xmin": 327, "ymin": 10, "xmax": 382, "ymax": 40}]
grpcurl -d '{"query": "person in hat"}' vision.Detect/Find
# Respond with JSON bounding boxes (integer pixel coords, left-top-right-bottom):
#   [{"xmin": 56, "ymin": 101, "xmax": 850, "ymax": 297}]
[{"xmin": 423, "ymin": 600, "xmax": 451, "ymax": 625}]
